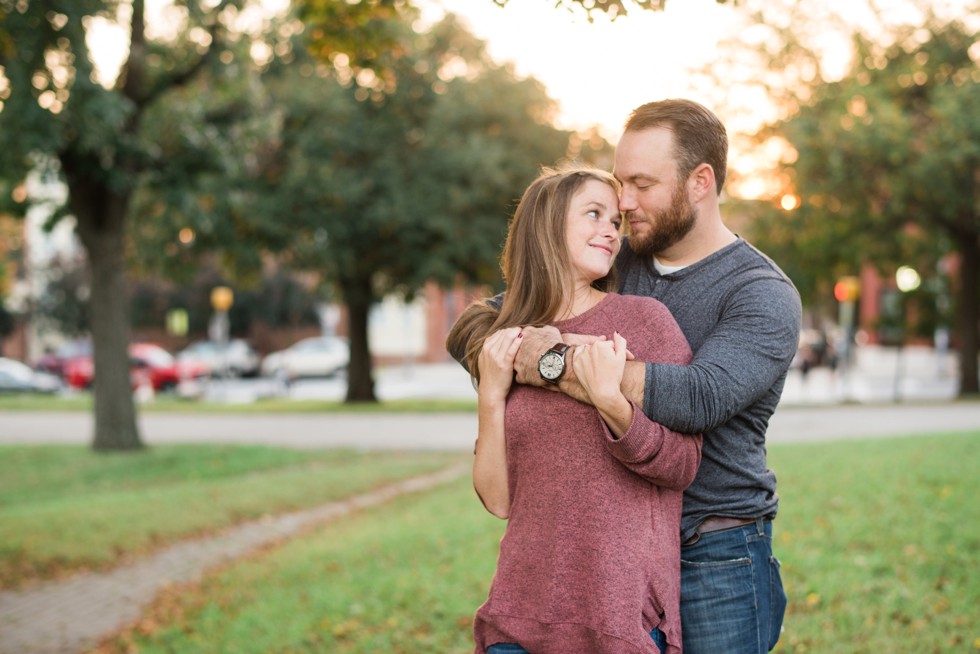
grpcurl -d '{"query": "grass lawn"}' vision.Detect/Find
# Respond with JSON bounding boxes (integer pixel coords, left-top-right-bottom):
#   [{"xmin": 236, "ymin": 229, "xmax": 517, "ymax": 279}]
[
  {"xmin": 89, "ymin": 431, "xmax": 978, "ymax": 654},
  {"xmin": 0, "ymin": 445, "xmax": 465, "ymax": 588}
]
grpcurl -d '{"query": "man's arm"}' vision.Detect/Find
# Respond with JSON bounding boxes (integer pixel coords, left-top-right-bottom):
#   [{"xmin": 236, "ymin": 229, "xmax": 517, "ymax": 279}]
[
  {"xmin": 447, "ymin": 294, "xmax": 505, "ymax": 372},
  {"xmin": 642, "ymin": 279, "xmax": 802, "ymax": 434},
  {"xmin": 517, "ymin": 279, "xmax": 801, "ymax": 435},
  {"xmin": 514, "ymin": 326, "xmax": 643, "ymax": 405}
]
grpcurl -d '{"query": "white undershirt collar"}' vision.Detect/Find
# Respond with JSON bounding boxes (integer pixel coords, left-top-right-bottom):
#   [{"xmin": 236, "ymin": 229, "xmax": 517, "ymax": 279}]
[{"xmin": 653, "ymin": 257, "xmax": 688, "ymax": 275}]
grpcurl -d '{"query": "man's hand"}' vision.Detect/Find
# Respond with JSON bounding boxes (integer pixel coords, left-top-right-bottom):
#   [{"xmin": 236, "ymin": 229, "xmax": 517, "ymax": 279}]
[
  {"xmin": 513, "ymin": 326, "xmax": 562, "ymax": 386},
  {"xmin": 513, "ymin": 326, "xmax": 605, "ymax": 387}
]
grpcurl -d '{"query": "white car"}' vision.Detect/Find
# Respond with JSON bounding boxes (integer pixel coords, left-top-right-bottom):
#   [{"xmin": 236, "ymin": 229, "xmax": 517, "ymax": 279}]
[
  {"xmin": 0, "ymin": 357, "xmax": 63, "ymax": 394},
  {"xmin": 260, "ymin": 336, "xmax": 350, "ymax": 381},
  {"xmin": 176, "ymin": 339, "xmax": 260, "ymax": 378}
]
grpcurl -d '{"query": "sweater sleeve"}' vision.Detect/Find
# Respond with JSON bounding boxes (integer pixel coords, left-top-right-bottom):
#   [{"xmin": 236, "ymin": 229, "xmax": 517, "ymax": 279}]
[
  {"xmin": 599, "ymin": 402, "xmax": 702, "ymax": 490},
  {"xmin": 643, "ymin": 276, "xmax": 802, "ymax": 434},
  {"xmin": 594, "ymin": 296, "xmax": 702, "ymax": 489}
]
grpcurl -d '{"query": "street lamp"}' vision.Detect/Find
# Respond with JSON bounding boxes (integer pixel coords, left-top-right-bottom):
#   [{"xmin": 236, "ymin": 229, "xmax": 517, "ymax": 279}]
[
  {"xmin": 209, "ymin": 286, "xmax": 234, "ymax": 379},
  {"xmin": 896, "ymin": 265, "xmax": 921, "ymax": 293},
  {"xmin": 892, "ymin": 266, "xmax": 920, "ymax": 401},
  {"xmin": 834, "ymin": 275, "xmax": 860, "ymax": 401}
]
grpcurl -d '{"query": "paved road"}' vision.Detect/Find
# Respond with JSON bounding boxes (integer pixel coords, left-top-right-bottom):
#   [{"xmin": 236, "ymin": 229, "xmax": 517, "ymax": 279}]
[{"xmin": 2, "ymin": 401, "xmax": 979, "ymax": 451}]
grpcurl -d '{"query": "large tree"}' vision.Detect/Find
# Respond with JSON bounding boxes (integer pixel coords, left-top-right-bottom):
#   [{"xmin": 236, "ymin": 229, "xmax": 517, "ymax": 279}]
[
  {"xmin": 0, "ymin": 0, "xmax": 400, "ymax": 448},
  {"xmin": 247, "ymin": 13, "xmax": 575, "ymax": 402},
  {"xmin": 725, "ymin": 8, "xmax": 979, "ymax": 395},
  {"xmin": 0, "ymin": 0, "xmax": 269, "ymax": 449}
]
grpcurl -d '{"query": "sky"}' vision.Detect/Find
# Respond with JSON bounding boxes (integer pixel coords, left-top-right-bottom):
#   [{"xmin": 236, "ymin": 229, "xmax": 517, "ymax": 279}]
[
  {"xmin": 415, "ymin": 0, "xmax": 977, "ymax": 198},
  {"xmin": 417, "ymin": 0, "xmax": 743, "ymax": 140}
]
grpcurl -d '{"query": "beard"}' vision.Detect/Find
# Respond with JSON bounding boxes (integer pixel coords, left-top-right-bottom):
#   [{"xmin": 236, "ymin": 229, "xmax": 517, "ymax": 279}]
[{"xmin": 627, "ymin": 181, "xmax": 697, "ymax": 258}]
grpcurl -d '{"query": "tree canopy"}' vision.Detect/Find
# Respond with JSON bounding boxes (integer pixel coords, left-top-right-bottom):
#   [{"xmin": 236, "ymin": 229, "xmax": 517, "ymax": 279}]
[
  {"xmin": 179, "ymin": 12, "xmax": 578, "ymax": 401},
  {"xmin": 728, "ymin": 8, "xmax": 979, "ymax": 395},
  {"xmin": 0, "ymin": 0, "xmax": 277, "ymax": 449}
]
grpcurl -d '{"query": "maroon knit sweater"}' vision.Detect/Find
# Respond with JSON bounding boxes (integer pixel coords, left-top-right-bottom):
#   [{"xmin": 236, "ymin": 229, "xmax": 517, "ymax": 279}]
[{"xmin": 473, "ymin": 294, "xmax": 702, "ymax": 654}]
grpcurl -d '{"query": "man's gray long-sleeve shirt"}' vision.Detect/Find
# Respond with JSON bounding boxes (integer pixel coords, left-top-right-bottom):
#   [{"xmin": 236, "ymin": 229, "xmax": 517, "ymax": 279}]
[{"xmin": 616, "ymin": 237, "xmax": 801, "ymax": 542}]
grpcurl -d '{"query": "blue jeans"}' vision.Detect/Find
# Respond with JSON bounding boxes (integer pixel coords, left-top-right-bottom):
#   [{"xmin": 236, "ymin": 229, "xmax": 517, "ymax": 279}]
[
  {"xmin": 487, "ymin": 626, "xmax": 666, "ymax": 653},
  {"xmin": 680, "ymin": 518, "xmax": 786, "ymax": 654}
]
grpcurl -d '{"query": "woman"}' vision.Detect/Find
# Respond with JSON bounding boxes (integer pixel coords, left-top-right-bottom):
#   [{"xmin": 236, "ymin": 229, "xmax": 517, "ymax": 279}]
[{"xmin": 446, "ymin": 165, "xmax": 702, "ymax": 654}]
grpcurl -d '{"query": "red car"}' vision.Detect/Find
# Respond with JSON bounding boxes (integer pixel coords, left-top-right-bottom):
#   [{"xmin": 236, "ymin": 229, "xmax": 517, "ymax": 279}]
[
  {"xmin": 63, "ymin": 342, "xmax": 209, "ymax": 391},
  {"xmin": 35, "ymin": 340, "xmax": 93, "ymax": 379}
]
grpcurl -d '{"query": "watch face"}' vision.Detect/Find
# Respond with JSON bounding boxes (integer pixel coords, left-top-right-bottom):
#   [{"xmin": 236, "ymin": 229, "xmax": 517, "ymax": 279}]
[{"xmin": 539, "ymin": 352, "xmax": 564, "ymax": 380}]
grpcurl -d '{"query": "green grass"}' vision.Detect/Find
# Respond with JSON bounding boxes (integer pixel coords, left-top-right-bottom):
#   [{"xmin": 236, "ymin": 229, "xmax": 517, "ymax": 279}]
[
  {"xmin": 94, "ymin": 431, "xmax": 978, "ymax": 654},
  {"xmin": 0, "ymin": 393, "xmax": 477, "ymax": 413},
  {"xmin": 771, "ymin": 431, "xmax": 979, "ymax": 652},
  {"xmin": 0, "ymin": 445, "xmax": 465, "ymax": 588}
]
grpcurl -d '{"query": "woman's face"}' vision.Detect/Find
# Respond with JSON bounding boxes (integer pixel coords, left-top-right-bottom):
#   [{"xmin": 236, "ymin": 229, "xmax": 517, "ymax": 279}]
[{"xmin": 565, "ymin": 179, "xmax": 622, "ymax": 285}]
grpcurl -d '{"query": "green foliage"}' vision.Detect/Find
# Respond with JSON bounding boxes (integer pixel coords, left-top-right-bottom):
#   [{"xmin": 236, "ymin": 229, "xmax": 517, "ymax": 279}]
[
  {"xmin": 217, "ymin": 10, "xmax": 578, "ymax": 400},
  {"xmin": 0, "ymin": 444, "xmax": 464, "ymax": 588},
  {"xmin": 252, "ymin": 14, "xmax": 572, "ymax": 303},
  {"xmin": 734, "ymin": 11, "xmax": 979, "ymax": 394},
  {"xmin": 31, "ymin": 253, "xmax": 91, "ymax": 336},
  {"xmin": 745, "ymin": 15, "xmax": 979, "ymax": 301},
  {"xmin": 496, "ymin": 0, "xmax": 673, "ymax": 20},
  {"xmin": 0, "ymin": 0, "xmax": 276, "ymax": 449},
  {"xmin": 0, "ymin": 0, "xmax": 137, "ymax": 196}
]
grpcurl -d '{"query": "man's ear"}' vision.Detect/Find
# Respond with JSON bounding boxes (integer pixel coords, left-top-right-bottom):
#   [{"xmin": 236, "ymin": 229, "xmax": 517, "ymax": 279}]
[{"xmin": 688, "ymin": 163, "xmax": 716, "ymax": 202}]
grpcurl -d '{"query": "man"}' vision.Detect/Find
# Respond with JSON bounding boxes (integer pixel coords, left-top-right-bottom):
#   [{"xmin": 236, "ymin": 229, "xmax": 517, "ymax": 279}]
[{"xmin": 451, "ymin": 99, "xmax": 800, "ymax": 653}]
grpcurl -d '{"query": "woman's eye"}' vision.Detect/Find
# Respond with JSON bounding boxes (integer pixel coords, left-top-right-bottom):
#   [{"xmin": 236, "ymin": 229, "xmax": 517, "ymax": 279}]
[{"xmin": 587, "ymin": 210, "xmax": 600, "ymax": 219}]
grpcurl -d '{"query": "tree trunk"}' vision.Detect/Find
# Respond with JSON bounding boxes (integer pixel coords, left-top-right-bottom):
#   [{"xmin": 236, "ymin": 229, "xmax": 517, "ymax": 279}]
[
  {"xmin": 69, "ymin": 166, "xmax": 143, "ymax": 450},
  {"xmin": 343, "ymin": 278, "xmax": 377, "ymax": 403},
  {"xmin": 954, "ymin": 232, "xmax": 979, "ymax": 396}
]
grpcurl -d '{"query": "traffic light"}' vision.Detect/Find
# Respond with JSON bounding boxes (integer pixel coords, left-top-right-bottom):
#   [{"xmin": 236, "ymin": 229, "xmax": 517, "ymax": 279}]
[{"xmin": 834, "ymin": 276, "xmax": 860, "ymax": 303}]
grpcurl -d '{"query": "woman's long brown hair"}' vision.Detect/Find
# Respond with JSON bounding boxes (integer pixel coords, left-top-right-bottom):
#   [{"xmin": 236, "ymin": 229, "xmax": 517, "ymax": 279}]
[{"xmin": 446, "ymin": 165, "xmax": 621, "ymax": 383}]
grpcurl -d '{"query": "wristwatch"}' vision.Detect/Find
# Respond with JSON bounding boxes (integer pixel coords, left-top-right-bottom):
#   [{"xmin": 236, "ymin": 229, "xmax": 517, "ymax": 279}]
[{"xmin": 538, "ymin": 343, "xmax": 571, "ymax": 384}]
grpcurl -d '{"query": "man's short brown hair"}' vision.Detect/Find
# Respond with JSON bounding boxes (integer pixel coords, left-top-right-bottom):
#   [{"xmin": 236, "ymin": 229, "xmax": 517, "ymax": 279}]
[{"xmin": 624, "ymin": 99, "xmax": 729, "ymax": 195}]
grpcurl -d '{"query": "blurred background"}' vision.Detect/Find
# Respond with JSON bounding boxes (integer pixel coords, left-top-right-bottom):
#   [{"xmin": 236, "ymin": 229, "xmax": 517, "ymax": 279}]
[{"xmin": 0, "ymin": 0, "xmax": 977, "ymax": 449}]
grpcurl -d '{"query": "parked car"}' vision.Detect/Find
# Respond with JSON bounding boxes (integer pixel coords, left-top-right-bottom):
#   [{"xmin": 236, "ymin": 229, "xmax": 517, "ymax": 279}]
[
  {"xmin": 260, "ymin": 336, "xmax": 350, "ymax": 381},
  {"xmin": 0, "ymin": 357, "xmax": 62, "ymax": 394},
  {"xmin": 62, "ymin": 342, "xmax": 210, "ymax": 391},
  {"xmin": 176, "ymin": 339, "xmax": 260, "ymax": 378},
  {"xmin": 34, "ymin": 339, "xmax": 92, "ymax": 379}
]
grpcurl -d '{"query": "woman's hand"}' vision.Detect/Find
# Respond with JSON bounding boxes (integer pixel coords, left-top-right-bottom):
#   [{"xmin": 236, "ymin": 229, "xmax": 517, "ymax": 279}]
[
  {"xmin": 478, "ymin": 327, "xmax": 524, "ymax": 402},
  {"xmin": 573, "ymin": 332, "xmax": 633, "ymax": 437},
  {"xmin": 474, "ymin": 326, "xmax": 523, "ymax": 519}
]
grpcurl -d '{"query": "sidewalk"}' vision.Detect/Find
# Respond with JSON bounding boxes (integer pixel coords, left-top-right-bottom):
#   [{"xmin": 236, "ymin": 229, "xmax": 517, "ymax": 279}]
[
  {"xmin": 0, "ymin": 464, "xmax": 469, "ymax": 654},
  {"xmin": 779, "ymin": 344, "xmax": 960, "ymax": 406}
]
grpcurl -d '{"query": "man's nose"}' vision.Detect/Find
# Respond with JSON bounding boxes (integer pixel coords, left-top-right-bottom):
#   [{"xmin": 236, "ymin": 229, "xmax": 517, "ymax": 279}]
[{"xmin": 619, "ymin": 188, "xmax": 637, "ymax": 212}]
